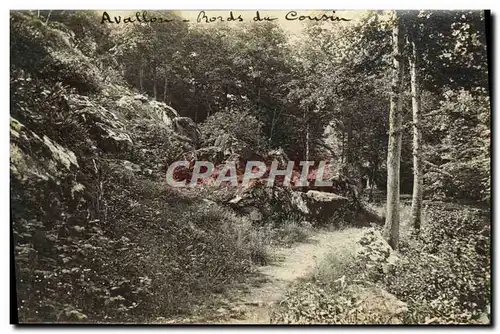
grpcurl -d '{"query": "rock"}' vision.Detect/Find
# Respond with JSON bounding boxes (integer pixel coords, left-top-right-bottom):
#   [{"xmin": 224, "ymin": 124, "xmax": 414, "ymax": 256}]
[
  {"xmin": 356, "ymin": 228, "xmax": 401, "ymax": 275},
  {"xmin": 116, "ymin": 92, "xmax": 179, "ymax": 130},
  {"xmin": 290, "ymin": 191, "xmax": 309, "ymax": 215},
  {"xmin": 173, "ymin": 117, "xmax": 202, "ymax": 146},
  {"xmin": 149, "ymin": 101, "xmax": 179, "ymax": 127},
  {"xmin": 228, "ymin": 184, "xmax": 352, "ymax": 226},
  {"xmin": 133, "ymin": 94, "xmax": 148, "ymax": 102},
  {"xmin": 299, "ymin": 190, "xmax": 349, "ymax": 223},
  {"xmin": 93, "ymin": 123, "xmax": 133, "ymax": 152},
  {"xmin": 349, "ymin": 285, "xmax": 408, "ymax": 324},
  {"xmin": 11, "ymin": 117, "xmax": 79, "ymax": 183},
  {"xmin": 69, "ymin": 95, "xmax": 133, "ymax": 153},
  {"xmin": 189, "ymin": 146, "xmax": 226, "ymax": 164}
]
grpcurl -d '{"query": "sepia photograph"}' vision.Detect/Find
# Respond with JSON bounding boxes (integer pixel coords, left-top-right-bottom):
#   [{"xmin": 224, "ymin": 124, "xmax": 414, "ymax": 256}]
[{"xmin": 9, "ymin": 8, "xmax": 491, "ymax": 325}]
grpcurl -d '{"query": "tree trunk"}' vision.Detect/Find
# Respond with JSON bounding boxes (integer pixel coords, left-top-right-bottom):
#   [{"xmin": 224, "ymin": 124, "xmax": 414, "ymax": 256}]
[
  {"xmin": 409, "ymin": 34, "xmax": 423, "ymax": 234},
  {"xmin": 152, "ymin": 67, "xmax": 158, "ymax": 100},
  {"xmin": 341, "ymin": 129, "xmax": 345, "ymax": 164},
  {"xmin": 304, "ymin": 107, "xmax": 310, "ymax": 161},
  {"xmin": 139, "ymin": 63, "xmax": 144, "ymax": 93},
  {"xmin": 269, "ymin": 108, "xmax": 278, "ymax": 143},
  {"xmin": 383, "ymin": 11, "xmax": 405, "ymax": 250},
  {"xmin": 306, "ymin": 123, "xmax": 310, "ymax": 161},
  {"xmin": 346, "ymin": 118, "xmax": 352, "ymax": 163},
  {"xmin": 45, "ymin": 10, "xmax": 52, "ymax": 24},
  {"xmin": 163, "ymin": 75, "xmax": 168, "ymax": 103}
]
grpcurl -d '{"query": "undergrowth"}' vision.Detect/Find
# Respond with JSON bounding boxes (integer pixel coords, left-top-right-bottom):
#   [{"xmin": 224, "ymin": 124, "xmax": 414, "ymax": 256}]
[{"xmin": 272, "ymin": 203, "xmax": 491, "ymax": 325}]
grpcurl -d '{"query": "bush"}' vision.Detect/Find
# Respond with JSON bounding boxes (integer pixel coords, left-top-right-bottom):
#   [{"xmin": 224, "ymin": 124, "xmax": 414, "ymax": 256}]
[
  {"xmin": 10, "ymin": 71, "xmax": 91, "ymax": 157},
  {"xmin": 424, "ymin": 90, "xmax": 490, "ymax": 204},
  {"xmin": 383, "ymin": 205, "xmax": 490, "ymax": 324},
  {"xmin": 10, "ymin": 11, "xmax": 102, "ymax": 94},
  {"xmin": 199, "ymin": 109, "xmax": 267, "ymax": 154},
  {"xmin": 14, "ymin": 157, "xmax": 274, "ymax": 322}
]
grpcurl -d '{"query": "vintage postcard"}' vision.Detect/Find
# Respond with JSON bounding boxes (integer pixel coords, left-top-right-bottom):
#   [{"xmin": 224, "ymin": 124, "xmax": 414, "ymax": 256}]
[{"xmin": 10, "ymin": 9, "xmax": 491, "ymax": 325}]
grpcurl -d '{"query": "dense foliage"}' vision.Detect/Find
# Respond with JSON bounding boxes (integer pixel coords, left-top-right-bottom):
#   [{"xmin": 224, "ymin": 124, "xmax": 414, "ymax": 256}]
[
  {"xmin": 384, "ymin": 205, "xmax": 490, "ymax": 323},
  {"xmin": 272, "ymin": 205, "xmax": 490, "ymax": 324}
]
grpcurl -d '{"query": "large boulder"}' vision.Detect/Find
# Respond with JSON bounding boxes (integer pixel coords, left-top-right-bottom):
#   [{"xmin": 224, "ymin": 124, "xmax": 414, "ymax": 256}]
[
  {"xmin": 228, "ymin": 183, "xmax": 352, "ymax": 226},
  {"xmin": 346, "ymin": 284, "xmax": 408, "ymax": 324},
  {"xmin": 227, "ymin": 181, "xmax": 383, "ymax": 227},
  {"xmin": 299, "ymin": 190, "xmax": 349, "ymax": 222}
]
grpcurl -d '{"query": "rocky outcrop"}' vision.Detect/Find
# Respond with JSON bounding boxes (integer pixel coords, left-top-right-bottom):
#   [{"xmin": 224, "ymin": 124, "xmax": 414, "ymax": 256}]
[
  {"xmin": 300, "ymin": 190, "xmax": 349, "ymax": 221},
  {"xmin": 228, "ymin": 183, "xmax": 362, "ymax": 226},
  {"xmin": 356, "ymin": 228, "xmax": 400, "ymax": 274},
  {"xmin": 69, "ymin": 95, "xmax": 134, "ymax": 153},
  {"xmin": 346, "ymin": 284, "xmax": 408, "ymax": 324},
  {"xmin": 11, "ymin": 117, "xmax": 79, "ymax": 183},
  {"xmin": 226, "ymin": 176, "xmax": 384, "ymax": 227},
  {"xmin": 173, "ymin": 117, "xmax": 202, "ymax": 146}
]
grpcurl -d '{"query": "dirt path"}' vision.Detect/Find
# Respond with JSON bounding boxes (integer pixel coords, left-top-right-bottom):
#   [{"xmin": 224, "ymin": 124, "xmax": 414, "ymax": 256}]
[{"xmin": 176, "ymin": 227, "xmax": 365, "ymax": 324}]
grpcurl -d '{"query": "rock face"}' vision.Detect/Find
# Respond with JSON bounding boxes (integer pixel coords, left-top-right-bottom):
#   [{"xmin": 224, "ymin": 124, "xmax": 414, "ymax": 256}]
[
  {"xmin": 11, "ymin": 117, "xmax": 79, "ymax": 183},
  {"xmin": 70, "ymin": 95, "xmax": 134, "ymax": 153},
  {"xmin": 173, "ymin": 117, "xmax": 202, "ymax": 146}
]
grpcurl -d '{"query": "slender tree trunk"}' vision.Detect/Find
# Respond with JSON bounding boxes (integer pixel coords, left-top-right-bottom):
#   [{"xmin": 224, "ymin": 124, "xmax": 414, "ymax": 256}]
[
  {"xmin": 304, "ymin": 107, "xmax": 310, "ymax": 161},
  {"xmin": 346, "ymin": 118, "xmax": 352, "ymax": 163},
  {"xmin": 369, "ymin": 162, "xmax": 376, "ymax": 202},
  {"xmin": 45, "ymin": 10, "xmax": 52, "ymax": 24},
  {"xmin": 306, "ymin": 123, "xmax": 310, "ymax": 161},
  {"xmin": 341, "ymin": 128, "xmax": 345, "ymax": 164},
  {"xmin": 139, "ymin": 63, "xmax": 144, "ymax": 92},
  {"xmin": 152, "ymin": 67, "xmax": 158, "ymax": 100},
  {"xmin": 383, "ymin": 11, "xmax": 405, "ymax": 250},
  {"xmin": 269, "ymin": 108, "xmax": 278, "ymax": 143},
  {"xmin": 409, "ymin": 34, "xmax": 423, "ymax": 234},
  {"xmin": 163, "ymin": 75, "xmax": 168, "ymax": 103}
]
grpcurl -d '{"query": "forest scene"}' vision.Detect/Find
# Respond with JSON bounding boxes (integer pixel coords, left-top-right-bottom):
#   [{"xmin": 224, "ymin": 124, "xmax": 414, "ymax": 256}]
[{"xmin": 10, "ymin": 9, "xmax": 491, "ymax": 324}]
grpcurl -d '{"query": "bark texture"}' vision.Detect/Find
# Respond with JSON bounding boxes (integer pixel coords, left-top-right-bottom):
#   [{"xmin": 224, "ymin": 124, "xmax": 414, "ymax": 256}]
[
  {"xmin": 383, "ymin": 11, "xmax": 404, "ymax": 249},
  {"xmin": 409, "ymin": 33, "xmax": 423, "ymax": 234}
]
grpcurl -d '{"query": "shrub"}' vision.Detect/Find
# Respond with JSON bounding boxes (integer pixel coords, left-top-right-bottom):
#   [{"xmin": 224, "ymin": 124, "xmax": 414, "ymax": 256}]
[
  {"xmin": 10, "ymin": 11, "xmax": 102, "ymax": 94},
  {"xmin": 424, "ymin": 90, "xmax": 490, "ymax": 204},
  {"xmin": 383, "ymin": 205, "xmax": 490, "ymax": 324},
  {"xmin": 199, "ymin": 109, "xmax": 267, "ymax": 154},
  {"xmin": 14, "ymin": 157, "xmax": 274, "ymax": 322}
]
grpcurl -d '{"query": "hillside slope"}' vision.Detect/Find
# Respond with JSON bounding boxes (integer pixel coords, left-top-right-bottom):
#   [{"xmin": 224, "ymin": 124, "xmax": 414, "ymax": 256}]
[{"xmin": 11, "ymin": 12, "xmax": 265, "ymax": 322}]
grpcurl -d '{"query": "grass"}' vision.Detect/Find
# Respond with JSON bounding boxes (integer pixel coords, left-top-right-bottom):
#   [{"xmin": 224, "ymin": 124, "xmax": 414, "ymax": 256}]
[{"xmin": 271, "ymin": 226, "xmax": 407, "ymax": 324}]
